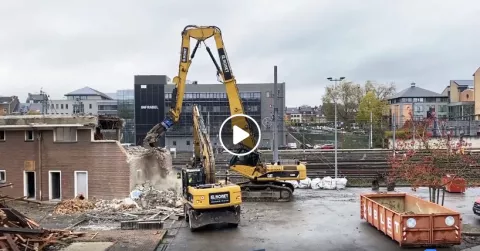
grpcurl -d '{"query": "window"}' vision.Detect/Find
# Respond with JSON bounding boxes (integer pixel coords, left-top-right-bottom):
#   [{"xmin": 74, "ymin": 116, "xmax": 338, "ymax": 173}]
[
  {"xmin": 0, "ymin": 171, "xmax": 5, "ymax": 183},
  {"xmin": 56, "ymin": 104, "xmax": 59, "ymax": 109},
  {"xmin": 186, "ymin": 140, "xmax": 190, "ymax": 146},
  {"xmin": 54, "ymin": 128, "xmax": 77, "ymax": 142},
  {"xmin": 89, "ymin": 104, "xmax": 92, "ymax": 109},
  {"xmin": 61, "ymin": 104, "xmax": 64, "ymax": 109},
  {"xmin": 0, "ymin": 130, "xmax": 4, "ymax": 141},
  {"xmin": 65, "ymin": 104, "xmax": 69, "ymax": 109},
  {"xmin": 141, "ymin": 85, "xmax": 147, "ymax": 89},
  {"xmin": 438, "ymin": 105, "xmax": 448, "ymax": 113},
  {"xmin": 25, "ymin": 130, "xmax": 34, "ymax": 141},
  {"xmin": 51, "ymin": 104, "xmax": 54, "ymax": 109},
  {"xmin": 173, "ymin": 141, "xmax": 177, "ymax": 146},
  {"xmin": 3, "ymin": 108, "xmax": 7, "ymax": 113}
]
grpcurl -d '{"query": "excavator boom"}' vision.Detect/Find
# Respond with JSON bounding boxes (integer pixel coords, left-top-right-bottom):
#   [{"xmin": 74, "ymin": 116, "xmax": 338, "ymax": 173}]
[
  {"xmin": 192, "ymin": 105, "xmax": 215, "ymax": 184},
  {"xmin": 143, "ymin": 25, "xmax": 255, "ymax": 150}
]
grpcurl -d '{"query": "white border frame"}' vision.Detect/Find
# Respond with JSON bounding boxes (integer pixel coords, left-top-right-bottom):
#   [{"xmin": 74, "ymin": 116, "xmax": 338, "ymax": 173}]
[
  {"xmin": 24, "ymin": 130, "xmax": 34, "ymax": 141},
  {"xmin": 53, "ymin": 127, "xmax": 78, "ymax": 143},
  {"xmin": 23, "ymin": 171, "xmax": 36, "ymax": 200},
  {"xmin": 48, "ymin": 171, "xmax": 62, "ymax": 201},
  {"xmin": 74, "ymin": 171, "xmax": 88, "ymax": 199}
]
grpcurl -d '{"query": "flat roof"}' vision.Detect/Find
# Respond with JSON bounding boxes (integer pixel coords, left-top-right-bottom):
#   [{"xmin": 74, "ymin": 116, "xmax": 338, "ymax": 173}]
[{"xmin": 0, "ymin": 124, "xmax": 91, "ymax": 130}]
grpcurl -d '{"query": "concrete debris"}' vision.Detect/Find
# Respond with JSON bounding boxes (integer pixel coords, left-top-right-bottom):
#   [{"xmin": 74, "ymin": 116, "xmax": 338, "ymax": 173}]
[
  {"xmin": 126, "ymin": 146, "xmax": 179, "ymax": 192},
  {"xmin": 130, "ymin": 182, "xmax": 183, "ymax": 209},
  {"xmin": 93, "ymin": 198, "xmax": 140, "ymax": 212}
]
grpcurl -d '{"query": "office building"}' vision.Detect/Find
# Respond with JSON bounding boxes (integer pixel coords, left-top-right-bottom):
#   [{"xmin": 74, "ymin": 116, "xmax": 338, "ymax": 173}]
[
  {"xmin": 42, "ymin": 87, "xmax": 117, "ymax": 116},
  {"xmin": 134, "ymin": 75, "xmax": 167, "ymax": 147},
  {"xmin": 133, "ymin": 75, "xmax": 286, "ymax": 151}
]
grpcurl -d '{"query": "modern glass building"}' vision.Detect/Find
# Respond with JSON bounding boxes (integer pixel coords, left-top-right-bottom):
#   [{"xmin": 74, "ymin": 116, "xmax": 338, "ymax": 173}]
[
  {"xmin": 131, "ymin": 75, "xmax": 286, "ymax": 151},
  {"xmin": 164, "ymin": 91, "xmax": 262, "ymax": 151},
  {"xmin": 116, "ymin": 89, "xmax": 135, "ymax": 143},
  {"xmin": 163, "ymin": 82, "xmax": 285, "ymax": 152}
]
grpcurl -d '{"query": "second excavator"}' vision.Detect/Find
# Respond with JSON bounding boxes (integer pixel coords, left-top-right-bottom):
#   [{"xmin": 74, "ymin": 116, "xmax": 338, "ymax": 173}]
[
  {"xmin": 178, "ymin": 104, "xmax": 241, "ymax": 231},
  {"xmin": 144, "ymin": 25, "xmax": 307, "ymax": 202}
]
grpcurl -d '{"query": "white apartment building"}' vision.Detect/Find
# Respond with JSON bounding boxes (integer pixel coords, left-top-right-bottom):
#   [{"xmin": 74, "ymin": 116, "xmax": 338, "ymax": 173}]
[{"xmin": 46, "ymin": 87, "xmax": 117, "ymax": 116}]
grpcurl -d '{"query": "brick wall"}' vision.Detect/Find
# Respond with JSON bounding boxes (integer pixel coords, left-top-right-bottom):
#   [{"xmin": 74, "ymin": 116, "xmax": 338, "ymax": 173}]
[{"xmin": 0, "ymin": 128, "xmax": 130, "ymax": 200}]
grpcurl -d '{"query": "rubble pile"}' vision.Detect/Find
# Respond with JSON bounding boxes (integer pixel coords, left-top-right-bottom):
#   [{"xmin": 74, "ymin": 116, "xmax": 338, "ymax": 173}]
[
  {"xmin": 53, "ymin": 198, "xmax": 95, "ymax": 215},
  {"xmin": 130, "ymin": 182, "xmax": 183, "ymax": 209},
  {"xmin": 126, "ymin": 146, "xmax": 178, "ymax": 191},
  {"xmin": 94, "ymin": 198, "xmax": 140, "ymax": 212},
  {"xmin": 0, "ymin": 202, "xmax": 84, "ymax": 250}
]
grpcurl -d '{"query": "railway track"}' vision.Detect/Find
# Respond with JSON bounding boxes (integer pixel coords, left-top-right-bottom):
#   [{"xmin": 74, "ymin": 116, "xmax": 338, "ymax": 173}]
[{"xmin": 170, "ymin": 149, "xmax": 480, "ymax": 181}]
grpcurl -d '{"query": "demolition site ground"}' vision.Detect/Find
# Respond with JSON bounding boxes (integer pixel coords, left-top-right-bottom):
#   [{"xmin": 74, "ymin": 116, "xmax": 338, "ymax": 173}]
[{"xmin": 8, "ymin": 187, "xmax": 480, "ymax": 251}]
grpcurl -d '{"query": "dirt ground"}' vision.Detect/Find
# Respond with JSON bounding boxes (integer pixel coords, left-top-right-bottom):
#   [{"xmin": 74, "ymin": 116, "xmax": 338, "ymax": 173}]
[
  {"xmin": 7, "ymin": 187, "xmax": 480, "ymax": 251},
  {"xmin": 4, "ymin": 200, "xmax": 173, "ymax": 251}
]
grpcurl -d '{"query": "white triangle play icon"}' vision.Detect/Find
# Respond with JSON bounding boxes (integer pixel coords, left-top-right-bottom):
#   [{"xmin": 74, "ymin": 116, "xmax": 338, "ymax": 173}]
[{"xmin": 233, "ymin": 125, "xmax": 250, "ymax": 145}]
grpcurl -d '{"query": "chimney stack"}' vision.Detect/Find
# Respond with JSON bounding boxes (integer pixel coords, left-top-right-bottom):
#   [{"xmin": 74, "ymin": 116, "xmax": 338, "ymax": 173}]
[{"xmin": 411, "ymin": 82, "xmax": 416, "ymax": 87}]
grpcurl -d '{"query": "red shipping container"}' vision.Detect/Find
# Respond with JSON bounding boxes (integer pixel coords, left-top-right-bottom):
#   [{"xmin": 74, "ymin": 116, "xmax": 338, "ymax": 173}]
[
  {"xmin": 360, "ymin": 193, "xmax": 462, "ymax": 247},
  {"xmin": 442, "ymin": 174, "xmax": 466, "ymax": 193}
]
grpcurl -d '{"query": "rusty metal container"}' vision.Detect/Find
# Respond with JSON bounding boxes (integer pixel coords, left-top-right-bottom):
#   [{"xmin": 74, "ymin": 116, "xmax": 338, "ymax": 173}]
[
  {"xmin": 360, "ymin": 193, "xmax": 462, "ymax": 247},
  {"xmin": 442, "ymin": 175, "xmax": 466, "ymax": 193}
]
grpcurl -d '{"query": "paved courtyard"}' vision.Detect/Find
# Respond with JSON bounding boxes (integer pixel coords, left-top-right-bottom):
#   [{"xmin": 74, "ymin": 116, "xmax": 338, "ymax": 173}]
[{"xmin": 163, "ymin": 187, "xmax": 480, "ymax": 251}]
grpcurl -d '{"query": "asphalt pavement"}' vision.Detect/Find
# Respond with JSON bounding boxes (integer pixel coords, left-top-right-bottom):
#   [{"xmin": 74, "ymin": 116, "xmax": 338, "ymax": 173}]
[{"xmin": 164, "ymin": 187, "xmax": 480, "ymax": 251}]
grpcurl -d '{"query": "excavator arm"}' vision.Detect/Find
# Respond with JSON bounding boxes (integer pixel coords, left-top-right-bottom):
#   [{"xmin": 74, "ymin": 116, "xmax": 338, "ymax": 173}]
[
  {"xmin": 191, "ymin": 105, "xmax": 216, "ymax": 184},
  {"xmin": 143, "ymin": 25, "xmax": 256, "ymax": 151}
]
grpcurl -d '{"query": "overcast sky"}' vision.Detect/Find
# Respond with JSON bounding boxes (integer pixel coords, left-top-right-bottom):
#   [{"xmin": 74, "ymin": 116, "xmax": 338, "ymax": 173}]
[{"xmin": 1, "ymin": 0, "xmax": 479, "ymax": 106}]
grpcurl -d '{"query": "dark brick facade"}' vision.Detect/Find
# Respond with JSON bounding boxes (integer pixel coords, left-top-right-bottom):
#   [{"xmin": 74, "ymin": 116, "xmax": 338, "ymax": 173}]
[{"xmin": 0, "ymin": 128, "xmax": 130, "ymax": 200}]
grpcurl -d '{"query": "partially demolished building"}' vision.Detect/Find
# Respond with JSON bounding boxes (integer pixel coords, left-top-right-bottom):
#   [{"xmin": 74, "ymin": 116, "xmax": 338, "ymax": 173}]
[{"xmin": 0, "ymin": 115, "xmax": 130, "ymax": 200}]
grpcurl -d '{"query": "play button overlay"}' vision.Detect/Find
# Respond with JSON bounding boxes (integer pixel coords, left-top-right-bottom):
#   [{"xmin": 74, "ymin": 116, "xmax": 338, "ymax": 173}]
[
  {"xmin": 219, "ymin": 114, "xmax": 261, "ymax": 157},
  {"xmin": 233, "ymin": 125, "xmax": 250, "ymax": 144}
]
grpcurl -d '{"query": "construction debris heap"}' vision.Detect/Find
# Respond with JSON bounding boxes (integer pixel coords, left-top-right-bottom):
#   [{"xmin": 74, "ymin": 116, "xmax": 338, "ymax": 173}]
[{"xmin": 126, "ymin": 146, "xmax": 179, "ymax": 192}]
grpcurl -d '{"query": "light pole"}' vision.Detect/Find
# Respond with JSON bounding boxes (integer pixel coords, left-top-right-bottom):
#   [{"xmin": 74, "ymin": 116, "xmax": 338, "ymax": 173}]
[{"xmin": 327, "ymin": 77, "xmax": 345, "ymax": 180}]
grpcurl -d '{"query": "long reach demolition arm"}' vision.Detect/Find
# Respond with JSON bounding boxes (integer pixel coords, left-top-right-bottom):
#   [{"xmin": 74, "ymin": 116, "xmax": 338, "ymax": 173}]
[{"xmin": 143, "ymin": 25, "xmax": 257, "ymax": 155}]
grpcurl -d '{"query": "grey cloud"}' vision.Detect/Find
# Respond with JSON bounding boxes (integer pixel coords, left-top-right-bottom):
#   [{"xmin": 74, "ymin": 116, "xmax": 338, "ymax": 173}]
[{"xmin": 1, "ymin": 0, "xmax": 480, "ymax": 107}]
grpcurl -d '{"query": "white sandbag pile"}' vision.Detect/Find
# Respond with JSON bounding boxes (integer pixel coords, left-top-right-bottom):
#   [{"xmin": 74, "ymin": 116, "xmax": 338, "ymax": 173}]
[
  {"xmin": 310, "ymin": 178, "xmax": 323, "ymax": 190},
  {"xmin": 298, "ymin": 177, "xmax": 311, "ymax": 189},
  {"xmin": 336, "ymin": 177, "xmax": 348, "ymax": 190},
  {"xmin": 285, "ymin": 180, "xmax": 299, "ymax": 189},
  {"xmin": 292, "ymin": 176, "xmax": 348, "ymax": 190}
]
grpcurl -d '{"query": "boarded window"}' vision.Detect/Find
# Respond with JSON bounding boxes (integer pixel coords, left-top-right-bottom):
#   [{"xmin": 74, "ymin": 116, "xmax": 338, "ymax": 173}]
[{"xmin": 55, "ymin": 128, "xmax": 77, "ymax": 142}]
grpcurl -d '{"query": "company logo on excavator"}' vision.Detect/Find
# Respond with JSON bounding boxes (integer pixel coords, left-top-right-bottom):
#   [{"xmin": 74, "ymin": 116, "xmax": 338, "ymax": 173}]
[
  {"xmin": 181, "ymin": 47, "xmax": 188, "ymax": 63},
  {"xmin": 209, "ymin": 192, "xmax": 230, "ymax": 204},
  {"xmin": 221, "ymin": 55, "xmax": 230, "ymax": 73}
]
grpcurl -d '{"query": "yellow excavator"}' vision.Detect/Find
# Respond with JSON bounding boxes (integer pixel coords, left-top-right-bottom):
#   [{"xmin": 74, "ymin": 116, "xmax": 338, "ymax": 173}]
[
  {"xmin": 143, "ymin": 25, "xmax": 307, "ymax": 202},
  {"xmin": 178, "ymin": 105, "xmax": 241, "ymax": 231}
]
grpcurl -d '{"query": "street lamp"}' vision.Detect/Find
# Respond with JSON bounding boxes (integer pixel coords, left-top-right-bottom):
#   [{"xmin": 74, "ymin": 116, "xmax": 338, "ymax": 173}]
[{"xmin": 327, "ymin": 77, "xmax": 345, "ymax": 180}]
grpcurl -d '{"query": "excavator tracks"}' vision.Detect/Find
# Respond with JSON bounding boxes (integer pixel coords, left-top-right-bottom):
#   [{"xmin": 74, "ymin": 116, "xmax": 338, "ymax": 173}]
[{"xmin": 238, "ymin": 181, "xmax": 294, "ymax": 202}]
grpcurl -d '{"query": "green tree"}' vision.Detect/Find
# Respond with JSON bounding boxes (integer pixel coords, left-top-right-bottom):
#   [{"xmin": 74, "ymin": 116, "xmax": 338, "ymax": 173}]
[
  {"xmin": 356, "ymin": 91, "xmax": 387, "ymax": 123},
  {"xmin": 364, "ymin": 80, "xmax": 396, "ymax": 100},
  {"xmin": 322, "ymin": 81, "xmax": 363, "ymax": 123}
]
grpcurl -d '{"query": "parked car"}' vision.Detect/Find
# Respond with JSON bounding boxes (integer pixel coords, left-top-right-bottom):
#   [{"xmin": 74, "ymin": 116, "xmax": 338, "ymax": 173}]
[
  {"xmin": 473, "ymin": 198, "xmax": 480, "ymax": 216},
  {"xmin": 320, "ymin": 144, "xmax": 334, "ymax": 149}
]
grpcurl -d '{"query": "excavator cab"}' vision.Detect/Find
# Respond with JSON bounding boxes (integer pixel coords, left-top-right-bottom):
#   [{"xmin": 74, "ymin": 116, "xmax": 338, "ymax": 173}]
[{"xmin": 181, "ymin": 168, "xmax": 205, "ymax": 199}]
